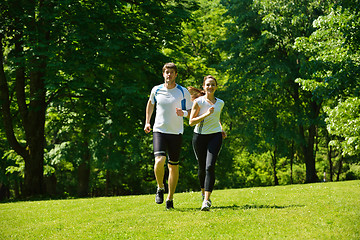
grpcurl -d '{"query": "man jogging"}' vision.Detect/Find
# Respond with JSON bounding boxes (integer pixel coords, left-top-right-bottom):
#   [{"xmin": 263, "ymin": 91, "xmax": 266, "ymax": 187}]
[{"xmin": 144, "ymin": 62, "xmax": 192, "ymax": 209}]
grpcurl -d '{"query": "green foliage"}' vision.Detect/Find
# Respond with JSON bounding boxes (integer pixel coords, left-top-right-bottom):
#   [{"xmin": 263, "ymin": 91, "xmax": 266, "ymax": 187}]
[
  {"xmin": 346, "ymin": 164, "xmax": 360, "ymax": 180},
  {"xmin": 0, "ymin": 0, "xmax": 196, "ymax": 197},
  {"xmin": 219, "ymin": 0, "xmax": 338, "ymax": 183},
  {"xmin": 325, "ymin": 98, "xmax": 360, "ymax": 156},
  {"xmin": 164, "ymin": 0, "xmax": 231, "ymax": 87},
  {"xmin": 294, "ymin": 6, "xmax": 360, "ymax": 100},
  {"xmin": 1, "ymin": 0, "xmax": 360, "ymax": 199},
  {"xmin": 294, "ymin": 5, "xmax": 360, "ymax": 158},
  {"xmin": 3, "ymin": 150, "xmax": 24, "ymax": 177}
]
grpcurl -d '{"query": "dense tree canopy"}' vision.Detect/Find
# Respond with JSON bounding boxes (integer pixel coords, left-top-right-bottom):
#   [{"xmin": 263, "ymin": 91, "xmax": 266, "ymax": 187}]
[
  {"xmin": 0, "ymin": 0, "xmax": 359, "ymax": 199},
  {"xmin": 0, "ymin": 0, "xmax": 195, "ymax": 197}
]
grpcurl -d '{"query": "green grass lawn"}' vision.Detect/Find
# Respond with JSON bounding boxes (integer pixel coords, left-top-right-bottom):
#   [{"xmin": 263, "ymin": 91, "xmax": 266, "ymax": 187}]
[{"xmin": 1, "ymin": 180, "xmax": 359, "ymax": 239}]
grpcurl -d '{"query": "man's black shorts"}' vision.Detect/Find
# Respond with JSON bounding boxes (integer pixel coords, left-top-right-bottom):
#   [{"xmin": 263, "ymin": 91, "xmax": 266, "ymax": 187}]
[{"xmin": 153, "ymin": 132, "xmax": 182, "ymax": 165}]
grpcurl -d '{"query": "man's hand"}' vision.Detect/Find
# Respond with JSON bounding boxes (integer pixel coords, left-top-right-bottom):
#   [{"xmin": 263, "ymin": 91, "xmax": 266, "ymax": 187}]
[
  {"xmin": 144, "ymin": 123, "xmax": 152, "ymax": 133},
  {"xmin": 176, "ymin": 108, "xmax": 184, "ymax": 116}
]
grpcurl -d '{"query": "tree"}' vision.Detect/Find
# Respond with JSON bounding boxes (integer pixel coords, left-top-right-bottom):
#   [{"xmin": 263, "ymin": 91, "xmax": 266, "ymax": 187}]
[
  {"xmin": 164, "ymin": 0, "xmax": 230, "ymax": 85},
  {"xmin": 0, "ymin": 0, "xmax": 50, "ymax": 196},
  {"xmin": 294, "ymin": 4, "xmax": 360, "ymax": 159},
  {"xmin": 219, "ymin": 0, "xmax": 341, "ymax": 183},
  {"xmin": 0, "ymin": 0, "xmax": 194, "ymax": 197}
]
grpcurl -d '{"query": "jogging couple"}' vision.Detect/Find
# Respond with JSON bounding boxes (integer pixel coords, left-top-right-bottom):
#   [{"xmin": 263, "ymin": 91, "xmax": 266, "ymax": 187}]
[{"xmin": 144, "ymin": 62, "xmax": 226, "ymax": 211}]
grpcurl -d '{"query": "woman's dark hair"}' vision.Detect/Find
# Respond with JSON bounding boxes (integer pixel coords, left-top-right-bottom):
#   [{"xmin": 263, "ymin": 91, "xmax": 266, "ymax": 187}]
[
  {"xmin": 187, "ymin": 86, "xmax": 205, "ymax": 101},
  {"xmin": 203, "ymin": 75, "xmax": 217, "ymax": 86}
]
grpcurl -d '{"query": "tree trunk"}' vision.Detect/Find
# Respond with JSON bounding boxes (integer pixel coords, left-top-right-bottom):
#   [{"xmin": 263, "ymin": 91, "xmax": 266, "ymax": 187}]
[
  {"xmin": 0, "ymin": 35, "xmax": 28, "ymax": 160},
  {"xmin": 290, "ymin": 141, "xmax": 294, "ymax": 184},
  {"xmin": 271, "ymin": 148, "xmax": 279, "ymax": 186},
  {"xmin": 299, "ymin": 100, "xmax": 321, "ymax": 183},
  {"xmin": 77, "ymin": 140, "xmax": 91, "ymax": 197},
  {"xmin": 23, "ymin": 149, "xmax": 45, "ymax": 196},
  {"xmin": 22, "ymin": 57, "xmax": 47, "ymax": 196},
  {"xmin": 325, "ymin": 130, "xmax": 333, "ymax": 182},
  {"xmin": 1, "ymin": 35, "xmax": 45, "ymax": 196},
  {"xmin": 14, "ymin": 180, "xmax": 20, "ymax": 198},
  {"xmin": 0, "ymin": 11, "xmax": 49, "ymax": 196},
  {"xmin": 105, "ymin": 170, "xmax": 110, "ymax": 196},
  {"xmin": 336, "ymin": 154, "xmax": 343, "ymax": 181},
  {"xmin": 303, "ymin": 124, "xmax": 319, "ymax": 183},
  {"xmin": 45, "ymin": 174, "xmax": 57, "ymax": 196},
  {"xmin": 328, "ymin": 146, "xmax": 333, "ymax": 182},
  {"xmin": 78, "ymin": 162, "xmax": 90, "ymax": 197}
]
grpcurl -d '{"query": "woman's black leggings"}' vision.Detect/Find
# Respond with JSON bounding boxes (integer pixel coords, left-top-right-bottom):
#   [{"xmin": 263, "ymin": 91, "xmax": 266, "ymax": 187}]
[{"xmin": 192, "ymin": 132, "xmax": 223, "ymax": 192}]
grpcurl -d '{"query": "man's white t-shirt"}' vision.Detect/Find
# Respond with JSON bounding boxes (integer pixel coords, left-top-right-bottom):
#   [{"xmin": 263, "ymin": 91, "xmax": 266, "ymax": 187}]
[
  {"xmin": 150, "ymin": 84, "xmax": 192, "ymax": 134},
  {"xmin": 194, "ymin": 96, "xmax": 224, "ymax": 134}
]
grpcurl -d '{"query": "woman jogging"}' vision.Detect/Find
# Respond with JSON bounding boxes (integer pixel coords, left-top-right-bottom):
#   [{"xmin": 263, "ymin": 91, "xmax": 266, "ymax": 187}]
[{"xmin": 188, "ymin": 75, "xmax": 226, "ymax": 211}]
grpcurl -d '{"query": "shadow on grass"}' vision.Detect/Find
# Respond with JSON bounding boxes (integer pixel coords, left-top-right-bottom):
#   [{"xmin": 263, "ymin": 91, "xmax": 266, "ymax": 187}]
[
  {"xmin": 214, "ymin": 204, "xmax": 305, "ymax": 210},
  {"xmin": 175, "ymin": 204, "xmax": 305, "ymax": 212}
]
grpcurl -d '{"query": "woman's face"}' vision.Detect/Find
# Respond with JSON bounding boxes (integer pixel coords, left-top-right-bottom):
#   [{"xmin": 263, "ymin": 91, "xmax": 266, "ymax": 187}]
[{"xmin": 203, "ymin": 78, "xmax": 217, "ymax": 94}]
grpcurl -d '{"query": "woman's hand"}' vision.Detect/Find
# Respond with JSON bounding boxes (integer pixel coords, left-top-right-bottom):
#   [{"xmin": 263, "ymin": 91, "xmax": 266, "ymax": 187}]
[{"xmin": 206, "ymin": 107, "xmax": 215, "ymax": 116}]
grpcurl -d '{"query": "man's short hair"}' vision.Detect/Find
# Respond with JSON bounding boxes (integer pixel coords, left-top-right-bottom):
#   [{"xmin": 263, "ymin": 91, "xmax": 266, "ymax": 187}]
[{"xmin": 162, "ymin": 62, "xmax": 177, "ymax": 73}]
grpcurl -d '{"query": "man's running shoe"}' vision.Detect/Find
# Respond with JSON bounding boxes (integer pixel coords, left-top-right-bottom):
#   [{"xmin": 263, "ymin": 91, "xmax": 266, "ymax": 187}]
[
  {"xmin": 201, "ymin": 200, "xmax": 211, "ymax": 211},
  {"xmin": 155, "ymin": 188, "xmax": 164, "ymax": 204},
  {"xmin": 166, "ymin": 200, "xmax": 174, "ymax": 210}
]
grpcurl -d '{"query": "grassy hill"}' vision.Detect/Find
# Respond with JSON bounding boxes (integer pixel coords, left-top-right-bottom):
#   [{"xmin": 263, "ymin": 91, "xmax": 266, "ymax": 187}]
[{"xmin": 1, "ymin": 180, "xmax": 359, "ymax": 239}]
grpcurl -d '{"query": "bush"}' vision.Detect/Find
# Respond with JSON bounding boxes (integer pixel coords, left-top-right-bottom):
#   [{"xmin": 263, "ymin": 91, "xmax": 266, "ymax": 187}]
[{"xmin": 345, "ymin": 164, "xmax": 360, "ymax": 180}]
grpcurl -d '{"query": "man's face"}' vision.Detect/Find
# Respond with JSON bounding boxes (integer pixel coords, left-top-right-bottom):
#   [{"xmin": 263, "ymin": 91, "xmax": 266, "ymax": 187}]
[{"xmin": 163, "ymin": 68, "xmax": 177, "ymax": 85}]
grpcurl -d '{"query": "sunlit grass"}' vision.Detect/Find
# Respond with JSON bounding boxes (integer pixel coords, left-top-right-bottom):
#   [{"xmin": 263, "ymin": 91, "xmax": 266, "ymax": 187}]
[{"xmin": 1, "ymin": 180, "xmax": 359, "ymax": 239}]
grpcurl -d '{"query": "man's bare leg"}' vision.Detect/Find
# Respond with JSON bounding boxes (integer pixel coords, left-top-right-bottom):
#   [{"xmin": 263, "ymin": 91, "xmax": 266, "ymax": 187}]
[
  {"xmin": 154, "ymin": 156, "xmax": 166, "ymax": 204},
  {"xmin": 166, "ymin": 164, "xmax": 179, "ymax": 201},
  {"xmin": 154, "ymin": 156, "xmax": 166, "ymax": 188}
]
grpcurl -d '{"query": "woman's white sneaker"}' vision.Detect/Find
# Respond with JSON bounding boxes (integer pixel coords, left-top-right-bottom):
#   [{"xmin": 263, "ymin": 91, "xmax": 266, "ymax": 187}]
[{"xmin": 201, "ymin": 200, "xmax": 211, "ymax": 211}]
